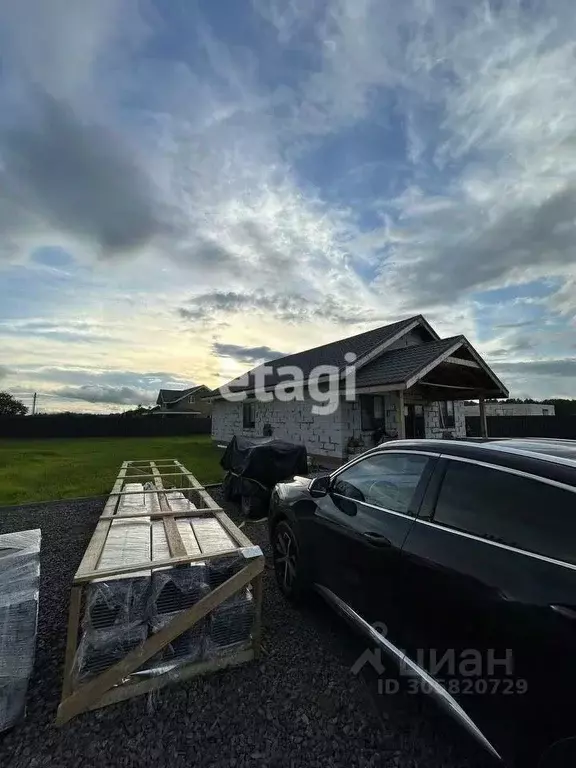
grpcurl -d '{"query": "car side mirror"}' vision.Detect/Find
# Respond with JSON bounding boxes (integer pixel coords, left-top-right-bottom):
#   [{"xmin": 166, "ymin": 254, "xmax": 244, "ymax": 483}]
[{"xmin": 309, "ymin": 474, "xmax": 331, "ymax": 498}]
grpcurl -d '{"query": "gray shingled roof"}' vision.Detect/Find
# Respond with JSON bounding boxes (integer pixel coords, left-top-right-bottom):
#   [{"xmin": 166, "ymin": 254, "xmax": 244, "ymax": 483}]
[
  {"xmin": 355, "ymin": 336, "xmax": 463, "ymax": 388},
  {"xmin": 157, "ymin": 385, "xmax": 204, "ymax": 405},
  {"xmin": 215, "ymin": 316, "xmax": 423, "ymax": 394}
]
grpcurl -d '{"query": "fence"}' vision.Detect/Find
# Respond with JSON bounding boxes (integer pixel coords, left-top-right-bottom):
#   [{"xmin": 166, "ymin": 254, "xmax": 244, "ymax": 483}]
[
  {"xmin": 0, "ymin": 415, "xmax": 212, "ymax": 439},
  {"xmin": 466, "ymin": 415, "xmax": 576, "ymax": 439}
]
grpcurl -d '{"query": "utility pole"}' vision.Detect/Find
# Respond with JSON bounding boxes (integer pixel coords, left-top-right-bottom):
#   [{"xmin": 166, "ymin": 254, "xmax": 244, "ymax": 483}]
[{"xmin": 32, "ymin": 392, "xmax": 37, "ymax": 415}]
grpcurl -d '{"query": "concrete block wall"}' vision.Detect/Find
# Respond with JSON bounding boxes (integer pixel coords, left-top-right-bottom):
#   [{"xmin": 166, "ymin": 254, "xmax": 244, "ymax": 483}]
[
  {"xmin": 423, "ymin": 401, "xmax": 466, "ymax": 438},
  {"xmin": 340, "ymin": 392, "xmax": 400, "ymax": 455},
  {"xmin": 212, "ymin": 393, "xmax": 467, "ymax": 459},
  {"xmin": 212, "ymin": 397, "xmax": 347, "ymax": 459}
]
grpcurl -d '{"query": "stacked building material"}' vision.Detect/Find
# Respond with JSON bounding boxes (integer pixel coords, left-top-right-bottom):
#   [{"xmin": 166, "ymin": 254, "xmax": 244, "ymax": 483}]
[
  {"xmin": 206, "ymin": 589, "xmax": 254, "ymax": 657},
  {"xmin": 0, "ymin": 529, "xmax": 41, "ymax": 732},
  {"xmin": 147, "ymin": 513, "xmax": 209, "ymax": 667},
  {"xmin": 59, "ymin": 459, "xmax": 265, "ymax": 724},
  {"xmin": 74, "ymin": 483, "xmax": 258, "ymax": 681},
  {"xmin": 191, "ymin": 517, "xmax": 244, "ymax": 590},
  {"xmin": 76, "ymin": 485, "xmax": 151, "ymax": 681}
]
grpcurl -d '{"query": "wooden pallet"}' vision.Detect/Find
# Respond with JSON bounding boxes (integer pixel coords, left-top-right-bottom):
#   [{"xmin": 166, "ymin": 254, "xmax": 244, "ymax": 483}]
[{"xmin": 56, "ymin": 459, "xmax": 264, "ymax": 725}]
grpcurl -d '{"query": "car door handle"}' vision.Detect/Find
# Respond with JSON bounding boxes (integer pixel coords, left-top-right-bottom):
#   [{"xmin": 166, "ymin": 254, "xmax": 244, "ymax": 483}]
[
  {"xmin": 550, "ymin": 604, "xmax": 576, "ymax": 621},
  {"xmin": 363, "ymin": 531, "xmax": 392, "ymax": 547}
]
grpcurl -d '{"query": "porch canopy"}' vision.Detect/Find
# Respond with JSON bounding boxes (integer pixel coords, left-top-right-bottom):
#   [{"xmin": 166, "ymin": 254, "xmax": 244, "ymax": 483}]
[{"xmin": 352, "ymin": 335, "xmax": 508, "ymax": 437}]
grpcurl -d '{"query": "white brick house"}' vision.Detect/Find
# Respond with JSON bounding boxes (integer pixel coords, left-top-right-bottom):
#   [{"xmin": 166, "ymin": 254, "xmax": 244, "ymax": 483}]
[{"xmin": 209, "ymin": 315, "xmax": 508, "ymax": 464}]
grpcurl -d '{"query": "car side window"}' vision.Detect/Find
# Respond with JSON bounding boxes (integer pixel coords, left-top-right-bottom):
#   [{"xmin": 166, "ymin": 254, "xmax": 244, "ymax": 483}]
[
  {"xmin": 434, "ymin": 460, "xmax": 576, "ymax": 565},
  {"xmin": 332, "ymin": 453, "xmax": 430, "ymax": 515}
]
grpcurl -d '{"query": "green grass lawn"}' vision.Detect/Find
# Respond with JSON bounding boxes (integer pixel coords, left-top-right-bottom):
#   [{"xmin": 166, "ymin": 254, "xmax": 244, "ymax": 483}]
[{"xmin": 0, "ymin": 436, "xmax": 224, "ymax": 506}]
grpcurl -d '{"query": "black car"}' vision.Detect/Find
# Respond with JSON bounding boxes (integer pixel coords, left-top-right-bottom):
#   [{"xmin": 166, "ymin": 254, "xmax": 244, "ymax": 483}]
[{"xmin": 268, "ymin": 438, "xmax": 576, "ymax": 768}]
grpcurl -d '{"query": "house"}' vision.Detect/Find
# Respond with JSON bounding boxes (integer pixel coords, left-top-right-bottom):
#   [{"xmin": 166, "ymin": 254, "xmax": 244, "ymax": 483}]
[
  {"xmin": 154, "ymin": 385, "xmax": 212, "ymax": 417},
  {"xmin": 209, "ymin": 315, "xmax": 508, "ymax": 463},
  {"xmin": 464, "ymin": 402, "xmax": 555, "ymax": 418}
]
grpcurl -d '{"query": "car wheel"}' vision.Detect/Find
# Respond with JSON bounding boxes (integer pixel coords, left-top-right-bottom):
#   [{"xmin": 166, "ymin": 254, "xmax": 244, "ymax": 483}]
[
  {"xmin": 538, "ymin": 737, "xmax": 576, "ymax": 768},
  {"xmin": 272, "ymin": 520, "xmax": 308, "ymax": 600}
]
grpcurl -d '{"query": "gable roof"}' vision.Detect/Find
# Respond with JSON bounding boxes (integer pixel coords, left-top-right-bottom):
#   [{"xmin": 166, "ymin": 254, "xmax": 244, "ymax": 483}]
[
  {"xmin": 210, "ymin": 316, "xmax": 508, "ymax": 399},
  {"xmin": 157, "ymin": 385, "xmax": 207, "ymax": 405},
  {"xmin": 355, "ymin": 336, "xmax": 463, "ymax": 388},
  {"xmin": 215, "ymin": 315, "xmax": 432, "ymax": 395}
]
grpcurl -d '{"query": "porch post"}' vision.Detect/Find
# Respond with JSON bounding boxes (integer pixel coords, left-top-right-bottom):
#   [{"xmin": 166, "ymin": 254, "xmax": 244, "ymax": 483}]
[
  {"xmin": 397, "ymin": 389, "xmax": 406, "ymax": 439},
  {"xmin": 478, "ymin": 395, "xmax": 488, "ymax": 437}
]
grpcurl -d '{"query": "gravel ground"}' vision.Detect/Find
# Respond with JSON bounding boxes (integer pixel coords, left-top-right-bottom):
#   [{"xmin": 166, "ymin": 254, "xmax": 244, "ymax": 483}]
[{"xmin": 0, "ymin": 492, "xmax": 494, "ymax": 768}]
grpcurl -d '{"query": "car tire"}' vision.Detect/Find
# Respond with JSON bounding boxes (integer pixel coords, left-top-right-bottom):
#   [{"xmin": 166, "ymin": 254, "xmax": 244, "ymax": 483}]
[
  {"xmin": 271, "ymin": 520, "xmax": 309, "ymax": 601},
  {"xmin": 538, "ymin": 737, "xmax": 576, "ymax": 768}
]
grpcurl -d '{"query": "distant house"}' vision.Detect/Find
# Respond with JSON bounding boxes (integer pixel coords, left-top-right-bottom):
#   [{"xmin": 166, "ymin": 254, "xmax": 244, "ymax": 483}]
[
  {"xmin": 208, "ymin": 315, "xmax": 508, "ymax": 464},
  {"xmin": 464, "ymin": 402, "xmax": 555, "ymax": 417},
  {"xmin": 154, "ymin": 385, "xmax": 212, "ymax": 417}
]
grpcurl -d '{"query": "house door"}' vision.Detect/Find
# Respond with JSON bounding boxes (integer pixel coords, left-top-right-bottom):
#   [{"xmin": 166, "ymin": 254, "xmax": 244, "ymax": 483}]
[{"xmin": 404, "ymin": 404, "xmax": 425, "ymax": 439}]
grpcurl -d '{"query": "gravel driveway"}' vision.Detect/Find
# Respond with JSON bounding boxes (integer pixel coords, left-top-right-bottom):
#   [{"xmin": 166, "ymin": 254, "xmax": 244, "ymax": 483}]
[{"xmin": 0, "ymin": 493, "xmax": 493, "ymax": 768}]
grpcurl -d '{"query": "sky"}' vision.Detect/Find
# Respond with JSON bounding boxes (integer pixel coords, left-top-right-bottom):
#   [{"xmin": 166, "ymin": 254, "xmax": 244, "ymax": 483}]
[{"xmin": 1, "ymin": 0, "xmax": 575, "ymax": 413}]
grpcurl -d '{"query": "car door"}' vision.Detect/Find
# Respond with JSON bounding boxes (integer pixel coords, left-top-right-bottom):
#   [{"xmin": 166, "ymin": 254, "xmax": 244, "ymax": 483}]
[
  {"xmin": 311, "ymin": 449, "xmax": 436, "ymax": 641},
  {"xmin": 398, "ymin": 456, "xmax": 576, "ymax": 762}
]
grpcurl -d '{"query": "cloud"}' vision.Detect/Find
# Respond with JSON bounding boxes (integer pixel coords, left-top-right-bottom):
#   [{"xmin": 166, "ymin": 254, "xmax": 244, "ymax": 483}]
[
  {"xmin": 0, "ymin": 93, "xmax": 165, "ymax": 256},
  {"xmin": 212, "ymin": 342, "xmax": 287, "ymax": 365},
  {"xmin": 0, "ymin": 318, "xmax": 119, "ymax": 344},
  {"xmin": 0, "ymin": 366, "xmax": 11, "ymax": 380},
  {"xmin": 494, "ymin": 359, "xmax": 576, "ymax": 378},
  {"xmin": 2, "ymin": 0, "xmax": 576, "ymax": 403},
  {"xmin": 11, "ymin": 365, "xmax": 191, "ymax": 391},
  {"xmin": 52, "ymin": 384, "xmax": 154, "ymax": 406},
  {"xmin": 179, "ymin": 291, "xmax": 379, "ymax": 325},
  {"xmin": 489, "ymin": 336, "xmax": 536, "ymax": 359}
]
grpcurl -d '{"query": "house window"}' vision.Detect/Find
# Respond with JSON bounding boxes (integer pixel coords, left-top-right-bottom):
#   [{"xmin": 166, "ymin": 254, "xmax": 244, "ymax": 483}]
[
  {"xmin": 542, "ymin": 408, "xmax": 549, "ymax": 416},
  {"xmin": 243, "ymin": 401, "xmax": 256, "ymax": 429},
  {"xmin": 439, "ymin": 401, "xmax": 455, "ymax": 429},
  {"xmin": 360, "ymin": 395, "xmax": 385, "ymax": 431}
]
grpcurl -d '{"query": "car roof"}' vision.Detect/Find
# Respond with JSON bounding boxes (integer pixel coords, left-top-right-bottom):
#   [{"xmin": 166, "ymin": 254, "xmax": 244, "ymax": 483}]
[{"xmin": 369, "ymin": 437, "xmax": 576, "ymax": 487}]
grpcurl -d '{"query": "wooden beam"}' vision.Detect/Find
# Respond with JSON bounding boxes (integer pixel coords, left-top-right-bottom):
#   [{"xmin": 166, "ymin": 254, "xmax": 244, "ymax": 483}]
[
  {"xmin": 126, "ymin": 458, "xmax": 178, "ymax": 463},
  {"xmin": 173, "ymin": 461, "xmax": 256, "ymax": 550},
  {"xmin": 61, "ymin": 586, "xmax": 82, "ymax": 700},
  {"xmin": 405, "ymin": 341, "xmax": 464, "ymax": 389},
  {"xmin": 479, "ymin": 396, "xmax": 488, "ymax": 438},
  {"xmin": 108, "ymin": 486, "xmax": 202, "ymax": 497},
  {"xmin": 173, "ymin": 460, "xmax": 222, "ymax": 510},
  {"xmin": 73, "ymin": 546, "xmax": 244, "ymax": 584},
  {"xmin": 251, "ymin": 573, "xmax": 264, "ymax": 660},
  {"xmin": 352, "ymin": 383, "xmax": 407, "ymax": 395},
  {"xmin": 87, "ymin": 648, "xmax": 255, "ymax": 712},
  {"xmin": 57, "ymin": 557, "xmax": 264, "ymax": 725},
  {"xmin": 150, "ymin": 462, "xmax": 187, "ymax": 559},
  {"xmin": 444, "ymin": 356, "xmax": 480, "ymax": 369},
  {"xmin": 397, "ymin": 390, "xmax": 406, "ymax": 439},
  {"xmin": 75, "ymin": 463, "xmax": 128, "ymax": 578},
  {"xmin": 419, "ymin": 382, "xmax": 478, "ymax": 390},
  {"xmin": 100, "ymin": 508, "xmax": 222, "ymax": 521}
]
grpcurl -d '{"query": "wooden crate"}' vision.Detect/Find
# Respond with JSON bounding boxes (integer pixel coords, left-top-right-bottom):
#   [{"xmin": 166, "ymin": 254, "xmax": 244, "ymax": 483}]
[{"xmin": 56, "ymin": 459, "xmax": 264, "ymax": 725}]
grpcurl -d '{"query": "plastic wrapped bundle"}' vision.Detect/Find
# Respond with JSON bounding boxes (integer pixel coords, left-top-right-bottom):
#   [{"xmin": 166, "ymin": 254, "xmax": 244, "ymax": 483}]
[
  {"xmin": 83, "ymin": 578, "xmax": 150, "ymax": 631},
  {"xmin": 206, "ymin": 553, "xmax": 244, "ymax": 591},
  {"xmin": 190, "ymin": 518, "xmax": 234, "ymax": 555},
  {"xmin": 74, "ymin": 623, "xmax": 147, "ymax": 681},
  {"xmin": 84, "ymin": 517, "xmax": 151, "ymax": 631},
  {"xmin": 0, "ymin": 679, "xmax": 29, "ymax": 733},
  {"xmin": 206, "ymin": 590, "xmax": 254, "ymax": 657},
  {"xmin": 0, "ymin": 529, "xmax": 41, "ymax": 732},
  {"xmin": 149, "ymin": 521, "xmax": 209, "ymax": 617},
  {"xmin": 147, "ymin": 611, "xmax": 206, "ymax": 667},
  {"xmin": 165, "ymin": 491, "xmax": 194, "ymax": 513}
]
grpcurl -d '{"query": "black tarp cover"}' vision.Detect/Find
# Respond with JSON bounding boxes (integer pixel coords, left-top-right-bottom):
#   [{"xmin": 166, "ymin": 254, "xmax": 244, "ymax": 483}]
[{"xmin": 220, "ymin": 436, "xmax": 308, "ymax": 492}]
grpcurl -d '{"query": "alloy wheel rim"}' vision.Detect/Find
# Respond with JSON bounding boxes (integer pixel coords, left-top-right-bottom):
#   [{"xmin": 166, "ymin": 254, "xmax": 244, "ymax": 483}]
[{"xmin": 274, "ymin": 529, "xmax": 297, "ymax": 590}]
